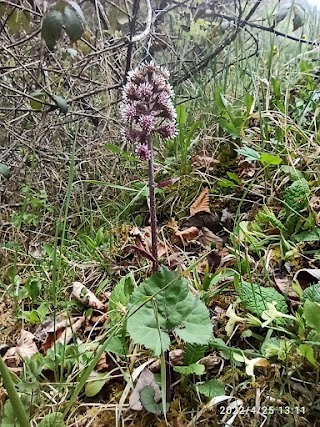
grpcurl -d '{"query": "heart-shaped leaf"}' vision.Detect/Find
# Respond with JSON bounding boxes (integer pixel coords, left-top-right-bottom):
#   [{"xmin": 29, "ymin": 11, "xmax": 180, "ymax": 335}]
[{"xmin": 127, "ymin": 266, "xmax": 212, "ymax": 355}]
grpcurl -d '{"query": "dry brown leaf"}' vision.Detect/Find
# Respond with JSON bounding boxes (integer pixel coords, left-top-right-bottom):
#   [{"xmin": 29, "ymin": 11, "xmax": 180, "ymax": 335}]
[
  {"xmin": 274, "ymin": 276, "xmax": 299, "ymax": 300},
  {"xmin": 123, "ymin": 226, "xmax": 169, "ymax": 260},
  {"xmin": 198, "ymin": 227, "xmax": 224, "ymax": 249},
  {"xmin": 3, "ymin": 347, "xmax": 20, "ymax": 368},
  {"xmin": 16, "ymin": 330, "xmax": 38, "ymax": 359},
  {"xmin": 149, "ymin": 349, "xmax": 184, "ymax": 372},
  {"xmin": 254, "ymin": 358, "xmax": 271, "ymax": 371},
  {"xmin": 34, "ymin": 315, "xmax": 85, "ymax": 352},
  {"xmin": 310, "ymin": 196, "xmax": 320, "ymax": 212},
  {"xmin": 293, "ymin": 268, "xmax": 320, "ymax": 289},
  {"xmin": 129, "ymin": 368, "xmax": 161, "ymax": 411},
  {"xmin": 237, "ymin": 156, "xmax": 257, "ymax": 179},
  {"xmin": 199, "ymin": 354, "xmax": 222, "ymax": 370},
  {"xmin": 96, "ymin": 352, "xmax": 110, "ymax": 372},
  {"xmin": 172, "ymin": 226, "xmax": 200, "ymax": 244},
  {"xmin": 192, "ymin": 154, "xmax": 219, "ymax": 171},
  {"xmin": 190, "ymin": 188, "xmax": 211, "ymax": 216},
  {"xmin": 72, "ymin": 282, "xmax": 105, "ymax": 311},
  {"xmin": 50, "ymin": 317, "xmax": 84, "ymax": 349}
]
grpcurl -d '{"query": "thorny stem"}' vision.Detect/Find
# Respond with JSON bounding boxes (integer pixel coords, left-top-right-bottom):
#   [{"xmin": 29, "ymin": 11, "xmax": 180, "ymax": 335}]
[{"xmin": 147, "ymin": 134, "xmax": 158, "ymax": 272}]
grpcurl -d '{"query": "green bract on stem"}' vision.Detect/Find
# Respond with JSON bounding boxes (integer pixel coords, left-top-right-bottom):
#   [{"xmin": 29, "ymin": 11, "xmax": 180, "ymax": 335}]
[{"xmin": 121, "ymin": 63, "xmax": 177, "ymax": 272}]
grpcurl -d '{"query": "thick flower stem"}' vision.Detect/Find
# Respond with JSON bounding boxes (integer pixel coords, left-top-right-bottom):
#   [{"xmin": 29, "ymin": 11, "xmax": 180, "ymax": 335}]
[{"xmin": 147, "ymin": 134, "xmax": 158, "ymax": 272}]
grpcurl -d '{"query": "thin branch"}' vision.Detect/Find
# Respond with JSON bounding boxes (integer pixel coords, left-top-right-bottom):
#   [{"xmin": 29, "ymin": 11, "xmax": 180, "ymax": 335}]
[
  {"xmin": 131, "ymin": 0, "xmax": 152, "ymax": 43},
  {"xmin": 173, "ymin": 0, "xmax": 263, "ymax": 85}
]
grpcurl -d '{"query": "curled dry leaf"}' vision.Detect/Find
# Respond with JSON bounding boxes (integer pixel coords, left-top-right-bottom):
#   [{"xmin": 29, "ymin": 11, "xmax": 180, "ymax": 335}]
[
  {"xmin": 157, "ymin": 177, "xmax": 180, "ymax": 188},
  {"xmin": 293, "ymin": 268, "xmax": 320, "ymax": 289},
  {"xmin": 172, "ymin": 226, "xmax": 200, "ymax": 244},
  {"xmin": 123, "ymin": 226, "xmax": 169, "ymax": 260},
  {"xmin": 192, "ymin": 154, "xmax": 219, "ymax": 171},
  {"xmin": 190, "ymin": 188, "xmax": 211, "ymax": 216},
  {"xmin": 199, "ymin": 354, "xmax": 222, "ymax": 370},
  {"xmin": 72, "ymin": 282, "xmax": 105, "ymax": 311},
  {"xmin": 45, "ymin": 317, "xmax": 84, "ymax": 351},
  {"xmin": 129, "ymin": 368, "xmax": 161, "ymax": 411},
  {"xmin": 310, "ymin": 196, "xmax": 320, "ymax": 212},
  {"xmin": 16, "ymin": 330, "xmax": 38, "ymax": 359},
  {"xmin": 198, "ymin": 227, "xmax": 224, "ymax": 249},
  {"xmin": 149, "ymin": 349, "xmax": 184, "ymax": 372},
  {"xmin": 237, "ymin": 156, "xmax": 257, "ymax": 179},
  {"xmin": 3, "ymin": 347, "xmax": 20, "ymax": 368},
  {"xmin": 3, "ymin": 331, "xmax": 38, "ymax": 367},
  {"xmin": 34, "ymin": 315, "xmax": 85, "ymax": 352}
]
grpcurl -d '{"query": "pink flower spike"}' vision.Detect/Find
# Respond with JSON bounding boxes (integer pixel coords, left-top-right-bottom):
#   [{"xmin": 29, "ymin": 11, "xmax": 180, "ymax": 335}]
[
  {"xmin": 121, "ymin": 103, "xmax": 137, "ymax": 121},
  {"xmin": 156, "ymin": 122, "xmax": 177, "ymax": 139},
  {"xmin": 135, "ymin": 143, "xmax": 151, "ymax": 161},
  {"xmin": 138, "ymin": 115, "xmax": 157, "ymax": 134}
]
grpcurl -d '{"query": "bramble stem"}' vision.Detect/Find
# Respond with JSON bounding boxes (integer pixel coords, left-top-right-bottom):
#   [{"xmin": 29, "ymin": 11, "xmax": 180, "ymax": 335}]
[{"xmin": 147, "ymin": 134, "xmax": 158, "ymax": 272}]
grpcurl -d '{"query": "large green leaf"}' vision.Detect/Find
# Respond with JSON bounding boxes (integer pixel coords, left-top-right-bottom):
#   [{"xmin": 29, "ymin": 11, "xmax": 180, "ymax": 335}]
[
  {"xmin": 63, "ymin": 4, "xmax": 85, "ymax": 42},
  {"xmin": 41, "ymin": 10, "xmax": 63, "ymax": 49},
  {"xmin": 127, "ymin": 266, "xmax": 212, "ymax": 355}
]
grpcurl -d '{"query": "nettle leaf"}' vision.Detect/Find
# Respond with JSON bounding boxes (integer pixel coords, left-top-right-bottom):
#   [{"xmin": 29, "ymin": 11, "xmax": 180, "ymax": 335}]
[
  {"xmin": 127, "ymin": 266, "xmax": 212, "ymax": 355},
  {"xmin": 284, "ymin": 178, "xmax": 310, "ymax": 215},
  {"xmin": 0, "ymin": 163, "xmax": 11, "ymax": 178},
  {"xmin": 183, "ymin": 343, "xmax": 206, "ymax": 365},
  {"xmin": 41, "ymin": 10, "xmax": 64, "ymax": 49},
  {"xmin": 140, "ymin": 385, "xmax": 163, "ymax": 415},
  {"xmin": 173, "ymin": 363, "xmax": 205, "ymax": 376},
  {"xmin": 38, "ymin": 412, "xmax": 66, "ymax": 427},
  {"xmin": 196, "ymin": 379, "xmax": 225, "ymax": 398},
  {"xmin": 293, "ymin": 4, "xmax": 305, "ymax": 31}
]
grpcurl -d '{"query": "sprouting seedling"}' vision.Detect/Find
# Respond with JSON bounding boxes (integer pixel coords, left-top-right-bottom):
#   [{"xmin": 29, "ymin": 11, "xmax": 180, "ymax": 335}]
[{"xmin": 120, "ymin": 63, "xmax": 177, "ymax": 271}]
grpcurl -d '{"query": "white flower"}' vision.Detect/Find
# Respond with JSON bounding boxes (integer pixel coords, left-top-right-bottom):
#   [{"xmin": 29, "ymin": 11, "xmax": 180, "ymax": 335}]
[
  {"xmin": 233, "ymin": 353, "xmax": 269, "ymax": 380},
  {"xmin": 225, "ymin": 304, "xmax": 245, "ymax": 337},
  {"xmin": 261, "ymin": 302, "xmax": 295, "ymax": 328}
]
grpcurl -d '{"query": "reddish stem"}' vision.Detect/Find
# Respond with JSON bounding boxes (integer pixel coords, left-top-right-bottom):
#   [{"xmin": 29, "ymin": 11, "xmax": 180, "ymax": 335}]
[{"xmin": 147, "ymin": 134, "xmax": 158, "ymax": 272}]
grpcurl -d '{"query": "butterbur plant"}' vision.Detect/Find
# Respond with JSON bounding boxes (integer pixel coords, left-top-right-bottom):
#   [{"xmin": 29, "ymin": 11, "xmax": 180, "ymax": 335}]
[{"xmin": 121, "ymin": 63, "xmax": 177, "ymax": 271}]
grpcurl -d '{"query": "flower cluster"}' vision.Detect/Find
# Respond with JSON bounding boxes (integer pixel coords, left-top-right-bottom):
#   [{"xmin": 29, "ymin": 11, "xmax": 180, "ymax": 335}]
[{"xmin": 120, "ymin": 63, "xmax": 177, "ymax": 160}]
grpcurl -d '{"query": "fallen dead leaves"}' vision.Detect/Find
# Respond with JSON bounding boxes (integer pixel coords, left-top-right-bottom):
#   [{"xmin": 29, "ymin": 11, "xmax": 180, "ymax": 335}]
[
  {"xmin": 2, "ymin": 281, "xmax": 108, "ymax": 371},
  {"xmin": 121, "ymin": 188, "xmax": 233, "ymax": 272}
]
